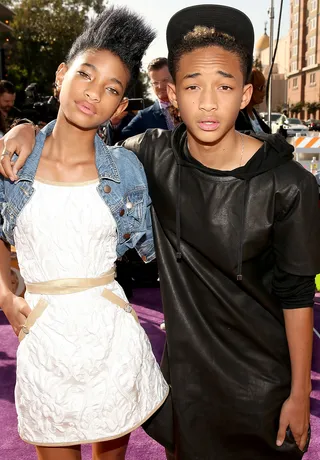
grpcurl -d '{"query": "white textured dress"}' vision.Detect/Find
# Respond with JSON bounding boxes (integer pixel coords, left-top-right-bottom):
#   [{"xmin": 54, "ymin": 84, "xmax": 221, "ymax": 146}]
[{"xmin": 14, "ymin": 178, "xmax": 169, "ymax": 447}]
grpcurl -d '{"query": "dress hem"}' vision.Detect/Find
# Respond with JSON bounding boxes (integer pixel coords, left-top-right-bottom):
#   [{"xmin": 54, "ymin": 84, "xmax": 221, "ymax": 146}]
[{"xmin": 19, "ymin": 387, "xmax": 170, "ymax": 447}]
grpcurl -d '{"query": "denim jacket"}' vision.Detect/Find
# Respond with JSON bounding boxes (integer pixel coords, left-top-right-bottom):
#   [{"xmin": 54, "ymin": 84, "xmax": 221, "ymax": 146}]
[{"xmin": 0, "ymin": 120, "xmax": 155, "ymax": 262}]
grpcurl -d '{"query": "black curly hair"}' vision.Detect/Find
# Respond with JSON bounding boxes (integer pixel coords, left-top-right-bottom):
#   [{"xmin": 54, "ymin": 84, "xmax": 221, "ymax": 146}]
[
  {"xmin": 168, "ymin": 26, "xmax": 252, "ymax": 84},
  {"xmin": 67, "ymin": 6, "xmax": 155, "ymax": 88}
]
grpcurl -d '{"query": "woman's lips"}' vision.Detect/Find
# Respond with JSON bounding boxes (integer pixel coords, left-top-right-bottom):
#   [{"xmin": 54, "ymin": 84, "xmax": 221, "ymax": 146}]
[{"xmin": 76, "ymin": 102, "xmax": 96, "ymax": 115}]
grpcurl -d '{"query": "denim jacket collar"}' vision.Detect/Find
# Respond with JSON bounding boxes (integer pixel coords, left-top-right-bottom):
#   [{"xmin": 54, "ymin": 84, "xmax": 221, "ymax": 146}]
[{"xmin": 17, "ymin": 119, "xmax": 120, "ymax": 184}]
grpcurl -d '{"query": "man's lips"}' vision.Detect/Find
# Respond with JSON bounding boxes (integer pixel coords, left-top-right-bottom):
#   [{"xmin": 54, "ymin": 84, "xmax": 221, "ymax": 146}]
[
  {"xmin": 197, "ymin": 120, "xmax": 220, "ymax": 131},
  {"xmin": 75, "ymin": 101, "xmax": 96, "ymax": 115}
]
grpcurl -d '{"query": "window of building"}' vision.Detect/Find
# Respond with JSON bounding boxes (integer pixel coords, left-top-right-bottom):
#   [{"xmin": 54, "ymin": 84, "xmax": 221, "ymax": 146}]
[
  {"xmin": 292, "ymin": 45, "xmax": 298, "ymax": 56},
  {"xmin": 308, "ymin": 53, "xmax": 316, "ymax": 66},
  {"xmin": 310, "ymin": 0, "xmax": 317, "ymax": 12},
  {"xmin": 310, "ymin": 36, "xmax": 316, "ymax": 48},
  {"xmin": 294, "ymin": 12, "xmax": 299, "ymax": 24},
  {"xmin": 310, "ymin": 73, "xmax": 316, "ymax": 85},
  {"xmin": 293, "ymin": 29, "xmax": 298, "ymax": 40},
  {"xmin": 293, "ymin": 77, "xmax": 298, "ymax": 88},
  {"xmin": 310, "ymin": 17, "xmax": 317, "ymax": 30},
  {"xmin": 291, "ymin": 61, "xmax": 298, "ymax": 72}
]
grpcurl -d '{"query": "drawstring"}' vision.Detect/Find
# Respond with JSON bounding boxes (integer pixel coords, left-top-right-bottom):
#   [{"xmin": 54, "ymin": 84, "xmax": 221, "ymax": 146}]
[
  {"xmin": 236, "ymin": 180, "xmax": 249, "ymax": 281},
  {"xmin": 175, "ymin": 163, "xmax": 182, "ymax": 261}
]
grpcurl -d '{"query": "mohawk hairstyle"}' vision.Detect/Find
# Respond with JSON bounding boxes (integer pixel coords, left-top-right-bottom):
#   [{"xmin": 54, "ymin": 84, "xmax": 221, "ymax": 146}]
[
  {"xmin": 66, "ymin": 6, "xmax": 155, "ymax": 87},
  {"xmin": 168, "ymin": 26, "xmax": 252, "ymax": 84}
]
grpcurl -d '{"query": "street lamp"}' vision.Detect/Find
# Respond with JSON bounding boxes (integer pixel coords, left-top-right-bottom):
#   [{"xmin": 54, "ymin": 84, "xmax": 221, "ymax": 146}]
[{"xmin": 268, "ymin": 0, "xmax": 274, "ymax": 125}]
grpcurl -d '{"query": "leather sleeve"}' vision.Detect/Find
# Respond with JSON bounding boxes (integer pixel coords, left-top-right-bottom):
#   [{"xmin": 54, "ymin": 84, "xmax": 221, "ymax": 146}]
[
  {"xmin": 272, "ymin": 267, "xmax": 315, "ymax": 309},
  {"xmin": 273, "ymin": 172, "xmax": 320, "ymax": 276},
  {"xmin": 118, "ymin": 131, "xmax": 149, "ymax": 165}
]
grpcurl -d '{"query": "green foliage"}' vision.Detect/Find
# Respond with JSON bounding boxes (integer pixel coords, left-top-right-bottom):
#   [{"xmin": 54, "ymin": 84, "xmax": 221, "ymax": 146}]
[
  {"xmin": 2, "ymin": 0, "xmax": 107, "ymax": 93},
  {"xmin": 290, "ymin": 102, "xmax": 304, "ymax": 114},
  {"xmin": 305, "ymin": 101, "xmax": 320, "ymax": 116}
]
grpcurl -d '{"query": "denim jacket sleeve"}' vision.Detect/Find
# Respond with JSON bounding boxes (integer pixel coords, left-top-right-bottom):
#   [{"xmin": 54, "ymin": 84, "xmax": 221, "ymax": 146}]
[
  {"xmin": 122, "ymin": 151, "xmax": 155, "ymax": 263},
  {"xmin": 106, "ymin": 145, "xmax": 155, "ymax": 263}
]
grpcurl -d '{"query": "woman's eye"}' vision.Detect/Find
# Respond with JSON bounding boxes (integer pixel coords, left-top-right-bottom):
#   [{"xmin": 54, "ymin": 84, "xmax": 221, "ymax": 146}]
[
  {"xmin": 78, "ymin": 71, "xmax": 90, "ymax": 79},
  {"xmin": 107, "ymin": 87, "xmax": 120, "ymax": 96}
]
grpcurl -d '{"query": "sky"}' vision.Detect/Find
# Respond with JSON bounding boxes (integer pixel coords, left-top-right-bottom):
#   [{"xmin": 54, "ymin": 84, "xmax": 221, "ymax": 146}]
[{"xmin": 110, "ymin": 0, "xmax": 290, "ymax": 70}]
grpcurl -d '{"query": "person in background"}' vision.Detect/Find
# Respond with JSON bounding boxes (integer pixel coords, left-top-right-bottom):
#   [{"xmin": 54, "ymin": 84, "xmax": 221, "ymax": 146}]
[
  {"xmin": 104, "ymin": 99, "xmax": 135, "ymax": 145},
  {"xmin": 0, "ymin": 80, "xmax": 16, "ymax": 136},
  {"xmin": 278, "ymin": 109, "xmax": 289, "ymax": 139},
  {"xmin": 235, "ymin": 68, "xmax": 271, "ymax": 134},
  {"xmin": 120, "ymin": 57, "xmax": 174, "ymax": 139}
]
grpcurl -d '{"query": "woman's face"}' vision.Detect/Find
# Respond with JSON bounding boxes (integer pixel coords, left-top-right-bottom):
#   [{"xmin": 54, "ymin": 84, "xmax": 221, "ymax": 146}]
[{"xmin": 56, "ymin": 49, "xmax": 130, "ymax": 131}]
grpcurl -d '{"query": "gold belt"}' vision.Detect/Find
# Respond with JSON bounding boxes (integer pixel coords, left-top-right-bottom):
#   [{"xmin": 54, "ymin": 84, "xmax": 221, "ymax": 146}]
[{"xmin": 19, "ymin": 267, "xmax": 138, "ymax": 342}]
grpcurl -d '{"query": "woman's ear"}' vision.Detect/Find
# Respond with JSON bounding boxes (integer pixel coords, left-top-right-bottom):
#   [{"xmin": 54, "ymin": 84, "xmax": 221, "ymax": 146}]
[
  {"xmin": 111, "ymin": 97, "xmax": 129, "ymax": 119},
  {"xmin": 55, "ymin": 63, "xmax": 68, "ymax": 89}
]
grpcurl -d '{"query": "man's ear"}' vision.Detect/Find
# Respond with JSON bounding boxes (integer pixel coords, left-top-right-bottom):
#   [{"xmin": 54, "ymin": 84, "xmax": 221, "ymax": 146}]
[
  {"xmin": 55, "ymin": 63, "xmax": 68, "ymax": 89},
  {"xmin": 112, "ymin": 97, "xmax": 129, "ymax": 119},
  {"xmin": 240, "ymin": 83, "xmax": 253, "ymax": 110},
  {"xmin": 167, "ymin": 82, "xmax": 178, "ymax": 108}
]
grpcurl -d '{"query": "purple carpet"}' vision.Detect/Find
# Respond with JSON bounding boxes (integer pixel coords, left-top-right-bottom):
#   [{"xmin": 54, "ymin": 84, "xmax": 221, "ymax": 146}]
[{"xmin": 1, "ymin": 289, "xmax": 319, "ymax": 459}]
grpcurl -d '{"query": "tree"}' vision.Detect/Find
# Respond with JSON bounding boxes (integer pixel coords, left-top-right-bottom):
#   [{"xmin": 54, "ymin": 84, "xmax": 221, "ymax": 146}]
[
  {"xmin": 290, "ymin": 102, "xmax": 304, "ymax": 116},
  {"xmin": 305, "ymin": 101, "xmax": 320, "ymax": 117},
  {"xmin": 2, "ymin": 0, "xmax": 107, "ymax": 93}
]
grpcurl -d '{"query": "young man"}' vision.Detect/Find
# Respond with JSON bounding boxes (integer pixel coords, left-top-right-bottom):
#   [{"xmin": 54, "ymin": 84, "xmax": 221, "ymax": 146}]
[{"xmin": 1, "ymin": 4, "xmax": 320, "ymax": 459}]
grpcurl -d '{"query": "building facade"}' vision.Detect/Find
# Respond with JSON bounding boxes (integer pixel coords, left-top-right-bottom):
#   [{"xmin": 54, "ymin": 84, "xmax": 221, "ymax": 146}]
[
  {"xmin": 258, "ymin": 34, "xmax": 290, "ymax": 112},
  {"xmin": 287, "ymin": 0, "xmax": 320, "ymax": 119}
]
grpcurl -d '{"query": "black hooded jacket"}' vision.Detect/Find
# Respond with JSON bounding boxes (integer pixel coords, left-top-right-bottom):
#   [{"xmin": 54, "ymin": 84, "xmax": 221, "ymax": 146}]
[{"xmin": 122, "ymin": 124, "xmax": 320, "ymax": 459}]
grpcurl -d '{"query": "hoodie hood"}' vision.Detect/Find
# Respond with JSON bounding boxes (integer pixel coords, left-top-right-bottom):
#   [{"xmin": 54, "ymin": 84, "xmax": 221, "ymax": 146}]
[
  {"xmin": 171, "ymin": 123, "xmax": 294, "ymax": 278},
  {"xmin": 171, "ymin": 123, "xmax": 294, "ymax": 179}
]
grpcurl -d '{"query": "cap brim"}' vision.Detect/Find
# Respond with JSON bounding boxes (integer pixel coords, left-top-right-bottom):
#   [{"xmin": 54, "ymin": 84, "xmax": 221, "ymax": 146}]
[{"xmin": 166, "ymin": 4, "xmax": 254, "ymax": 55}]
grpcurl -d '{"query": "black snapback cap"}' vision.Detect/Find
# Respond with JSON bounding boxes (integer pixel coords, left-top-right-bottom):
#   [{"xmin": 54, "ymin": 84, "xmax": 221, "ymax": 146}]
[{"xmin": 166, "ymin": 4, "xmax": 254, "ymax": 55}]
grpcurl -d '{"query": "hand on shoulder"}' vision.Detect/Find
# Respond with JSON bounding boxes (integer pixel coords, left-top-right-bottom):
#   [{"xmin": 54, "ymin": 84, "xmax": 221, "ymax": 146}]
[{"xmin": 0, "ymin": 123, "xmax": 36, "ymax": 181}]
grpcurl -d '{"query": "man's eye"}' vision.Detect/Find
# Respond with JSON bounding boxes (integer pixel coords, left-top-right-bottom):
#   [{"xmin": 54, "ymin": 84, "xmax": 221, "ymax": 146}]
[
  {"xmin": 186, "ymin": 85, "xmax": 198, "ymax": 90},
  {"xmin": 220, "ymin": 85, "xmax": 232, "ymax": 91}
]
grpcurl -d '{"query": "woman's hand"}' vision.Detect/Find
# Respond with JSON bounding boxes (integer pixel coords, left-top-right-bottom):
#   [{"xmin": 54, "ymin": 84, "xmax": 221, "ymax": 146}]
[
  {"xmin": 0, "ymin": 124, "xmax": 37, "ymax": 181},
  {"xmin": 2, "ymin": 293, "xmax": 32, "ymax": 336}
]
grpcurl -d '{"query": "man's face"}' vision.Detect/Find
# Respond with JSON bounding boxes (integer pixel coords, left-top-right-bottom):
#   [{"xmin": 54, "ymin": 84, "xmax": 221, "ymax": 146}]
[
  {"xmin": 0, "ymin": 91, "xmax": 15, "ymax": 116},
  {"xmin": 149, "ymin": 65, "xmax": 173, "ymax": 102},
  {"xmin": 167, "ymin": 46, "xmax": 252, "ymax": 144}
]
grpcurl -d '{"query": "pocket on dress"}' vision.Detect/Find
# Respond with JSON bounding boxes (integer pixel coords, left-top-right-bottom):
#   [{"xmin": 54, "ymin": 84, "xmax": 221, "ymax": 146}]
[{"xmin": 18, "ymin": 298, "xmax": 48, "ymax": 342}]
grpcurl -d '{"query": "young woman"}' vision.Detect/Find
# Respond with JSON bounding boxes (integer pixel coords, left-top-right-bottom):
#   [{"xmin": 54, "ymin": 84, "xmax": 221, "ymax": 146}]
[
  {"xmin": 1, "ymin": 4, "xmax": 320, "ymax": 460},
  {"xmin": 235, "ymin": 68, "xmax": 271, "ymax": 134},
  {"xmin": 0, "ymin": 7, "xmax": 168, "ymax": 460}
]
